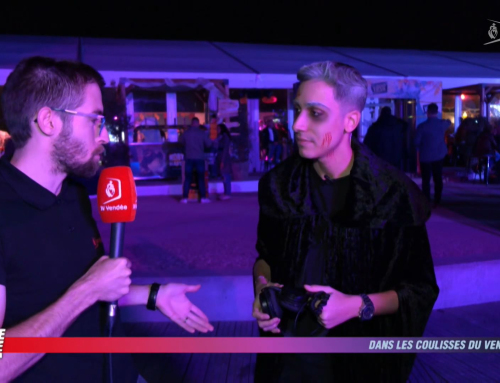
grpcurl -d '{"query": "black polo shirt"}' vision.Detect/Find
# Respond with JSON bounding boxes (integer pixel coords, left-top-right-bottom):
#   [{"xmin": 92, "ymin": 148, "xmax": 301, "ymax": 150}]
[{"xmin": 0, "ymin": 156, "xmax": 136, "ymax": 383}]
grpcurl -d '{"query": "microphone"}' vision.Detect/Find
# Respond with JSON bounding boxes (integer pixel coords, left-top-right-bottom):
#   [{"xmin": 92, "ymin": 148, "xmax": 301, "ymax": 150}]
[
  {"xmin": 97, "ymin": 166, "xmax": 137, "ymax": 323},
  {"xmin": 97, "ymin": 166, "xmax": 137, "ymax": 383}
]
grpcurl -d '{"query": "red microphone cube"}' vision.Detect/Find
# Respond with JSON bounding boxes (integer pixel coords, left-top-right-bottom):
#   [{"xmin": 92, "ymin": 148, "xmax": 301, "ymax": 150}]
[{"xmin": 97, "ymin": 166, "xmax": 137, "ymax": 223}]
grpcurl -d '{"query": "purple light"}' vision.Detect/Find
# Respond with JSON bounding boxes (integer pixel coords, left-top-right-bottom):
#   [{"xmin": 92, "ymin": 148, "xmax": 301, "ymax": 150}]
[{"xmin": 114, "ymin": 116, "xmax": 118, "ymax": 121}]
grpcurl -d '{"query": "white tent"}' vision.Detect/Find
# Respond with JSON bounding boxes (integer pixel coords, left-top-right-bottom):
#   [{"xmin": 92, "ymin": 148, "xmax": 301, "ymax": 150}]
[{"xmin": 1, "ymin": 35, "xmax": 500, "ymax": 89}]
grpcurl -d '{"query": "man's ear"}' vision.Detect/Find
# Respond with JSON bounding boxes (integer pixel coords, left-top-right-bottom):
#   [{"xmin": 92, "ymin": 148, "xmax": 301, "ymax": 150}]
[
  {"xmin": 35, "ymin": 107, "xmax": 59, "ymax": 137},
  {"xmin": 344, "ymin": 110, "xmax": 361, "ymax": 134}
]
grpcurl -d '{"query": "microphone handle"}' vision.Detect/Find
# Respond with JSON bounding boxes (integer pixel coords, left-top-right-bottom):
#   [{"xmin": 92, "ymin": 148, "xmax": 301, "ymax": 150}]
[
  {"xmin": 108, "ymin": 222, "xmax": 126, "ymax": 322},
  {"xmin": 106, "ymin": 222, "xmax": 126, "ymax": 383},
  {"xmin": 110, "ymin": 222, "xmax": 126, "ymax": 259}
]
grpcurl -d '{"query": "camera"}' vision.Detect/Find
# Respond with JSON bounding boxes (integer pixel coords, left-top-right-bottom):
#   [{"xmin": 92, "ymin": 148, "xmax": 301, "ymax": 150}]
[{"xmin": 259, "ymin": 286, "xmax": 329, "ymax": 331}]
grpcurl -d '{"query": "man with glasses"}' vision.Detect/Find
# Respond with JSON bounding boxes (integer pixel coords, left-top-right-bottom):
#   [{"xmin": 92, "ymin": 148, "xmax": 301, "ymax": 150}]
[{"xmin": 0, "ymin": 57, "xmax": 213, "ymax": 382}]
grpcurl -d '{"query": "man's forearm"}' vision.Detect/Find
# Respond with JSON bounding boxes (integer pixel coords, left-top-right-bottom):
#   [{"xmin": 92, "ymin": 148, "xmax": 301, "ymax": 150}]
[
  {"xmin": 370, "ymin": 290, "xmax": 399, "ymax": 316},
  {"xmin": 118, "ymin": 284, "xmax": 150, "ymax": 307},
  {"xmin": 347, "ymin": 290, "xmax": 399, "ymax": 320},
  {"xmin": 0, "ymin": 282, "xmax": 96, "ymax": 381}
]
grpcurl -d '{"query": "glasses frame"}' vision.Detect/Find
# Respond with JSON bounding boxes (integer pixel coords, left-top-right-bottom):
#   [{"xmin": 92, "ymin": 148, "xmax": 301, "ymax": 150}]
[{"xmin": 49, "ymin": 108, "xmax": 106, "ymax": 136}]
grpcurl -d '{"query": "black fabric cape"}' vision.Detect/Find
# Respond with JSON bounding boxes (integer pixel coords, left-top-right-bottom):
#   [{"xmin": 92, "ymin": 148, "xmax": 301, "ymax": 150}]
[{"xmin": 254, "ymin": 139, "xmax": 439, "ymax": 383}]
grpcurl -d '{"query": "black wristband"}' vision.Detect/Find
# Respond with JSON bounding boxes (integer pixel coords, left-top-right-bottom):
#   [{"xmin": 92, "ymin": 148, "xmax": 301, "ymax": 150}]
[{"xmin": 146, "ymin": 283, "xmax": 161, "ymax": 311}]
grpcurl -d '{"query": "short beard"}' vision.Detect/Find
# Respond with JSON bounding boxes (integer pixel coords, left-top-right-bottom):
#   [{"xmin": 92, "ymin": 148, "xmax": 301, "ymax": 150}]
[{"xmin": 51, "ymin": 120, "xmax": 102, "ymax": 178}]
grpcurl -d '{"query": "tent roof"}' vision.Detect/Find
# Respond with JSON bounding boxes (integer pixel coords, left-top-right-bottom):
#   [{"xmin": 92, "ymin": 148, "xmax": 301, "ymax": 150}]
[{"xmin": 1, "ymin": 35, "xmax": 500, "ymax": 80}]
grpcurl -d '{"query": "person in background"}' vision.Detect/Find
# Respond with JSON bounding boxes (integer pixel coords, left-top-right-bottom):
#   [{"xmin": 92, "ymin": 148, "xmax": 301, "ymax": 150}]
[
  {"xmin": 492, "ymin": 120, "xmax": 500, "ymax": 149},
  {"xmin": 474, "ymin": 122, "xmax": 498, "ymax": 158},
  {"xmin": 473, "ymin": 123, "xmax": 500, "ymax": 182},
  {"xmin": 414, "ymin": 103, "xmax": 452, "ymax": 208},
  {"xmin": 363, "ymin": 106, "xmax": 407, "ymax": 170},
  {"xmin": 260, "ymin": 118, "xmax": 281, "ymax": 168},
  {"xmin": 215, "ymin": 123, "xmax": 232, "ymax": 200},
  {"xmin": 179, "ymin": 117, "xmax": 213, "ymax": 203}
]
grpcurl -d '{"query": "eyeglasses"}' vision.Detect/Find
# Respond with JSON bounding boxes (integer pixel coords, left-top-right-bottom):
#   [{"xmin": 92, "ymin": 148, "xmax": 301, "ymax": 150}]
[{"xmin": 51, "ymin": 108, "xmax": 106, "ymax": 137}]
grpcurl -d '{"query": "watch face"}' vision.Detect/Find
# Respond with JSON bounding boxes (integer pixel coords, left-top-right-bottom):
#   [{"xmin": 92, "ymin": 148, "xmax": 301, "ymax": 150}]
[{"xmin": 362, "ymin": 309, "xmax": 374, "ymax": 320}]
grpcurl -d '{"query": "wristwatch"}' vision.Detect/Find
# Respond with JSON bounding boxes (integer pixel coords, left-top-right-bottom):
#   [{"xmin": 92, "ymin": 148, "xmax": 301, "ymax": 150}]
[
  {"xmin": 147, "ymin": 283, "xmax": 161, "ymax": 311},
  {"xmin": 358, "ymin": 294, "xmax": 374, "ymax": 321}
]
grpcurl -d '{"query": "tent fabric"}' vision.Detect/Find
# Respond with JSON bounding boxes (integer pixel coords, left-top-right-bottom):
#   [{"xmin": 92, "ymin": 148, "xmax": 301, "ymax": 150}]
[{"xmin": 1, "ymin": 35, "xmax": 500, "ymax": 79}]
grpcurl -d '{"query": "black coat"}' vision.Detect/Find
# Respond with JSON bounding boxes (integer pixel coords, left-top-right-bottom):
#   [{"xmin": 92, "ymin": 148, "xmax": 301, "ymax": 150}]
[{"xmin": 254, "ymin": 138, "xmax": 439, "ymax": 382}]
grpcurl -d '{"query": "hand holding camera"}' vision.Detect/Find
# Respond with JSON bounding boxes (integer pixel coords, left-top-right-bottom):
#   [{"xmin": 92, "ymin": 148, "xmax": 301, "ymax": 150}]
[
  {"xmin": 252, "ymin": 277, "xmax": 283, "ymax": 334},
  {"xmin": 260, "ymin": 285, "xmax": 329, "ymax": 321}
]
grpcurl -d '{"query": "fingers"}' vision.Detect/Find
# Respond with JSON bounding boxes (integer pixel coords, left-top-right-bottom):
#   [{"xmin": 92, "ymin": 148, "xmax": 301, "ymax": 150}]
[
  {"xmin": 190, "ymin": 305, "xmax": 209, "ymax": 322},
  {"xmin": 304, "ymin": 284, "xmax": 322, "ymax": 292},
  {"xmin": 317, "ymin": 315, "xmax": 334, "ymax": 329},
  {"xmin": 172, "ymin": 317, "xmax": 196, "ymax": 334},
  {"xmin": 317, "ymin": 316, "xmax": 326, "ymax": 327},
  {"xmin": 304, "ymin": 284, "xmax": 333, "ymax": 293},
  {"xmin": 256, "ymin": 282, "xmax": 283, "ymax": 297},
  {"xmin": 115, "ymin": 258, "xmax": 132, "ymax": 274},
  {"xmin": 186, "ymin": 311, "xmax": 213, "ymax": 333},
  {"xmin": 253, "ymin": 283, "xmax": 283, "ymax": 333},
  {"xmin": 252, "ymin": 305, "xmax": 280, "ymax": 330},
  {"xmin": 261, "ymin": 318, "xmax": 280, "ymax": 332},
  {"xmin": 256, "ymin": 276, "xmax": 268, "ymax": 285},
  {"xmin": 268, "ymin": 283, "xmax": 284, "ymax": 288},
  {"xmin": 252, "ymin": 307, "xmax": 270, "ymax": 321},
  {"xmin": 117, "ymin": 257, "xmax": 130, "ymax": 266},
  {"xmin": 184, "ymin": 284, "xmax": 201, "ymax": 293}
]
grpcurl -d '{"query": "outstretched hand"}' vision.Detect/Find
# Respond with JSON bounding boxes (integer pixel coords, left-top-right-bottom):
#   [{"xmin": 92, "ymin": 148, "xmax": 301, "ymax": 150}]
[{"xmin": 156, "ymin": 283, "xmax": 214, "ymax": 334}]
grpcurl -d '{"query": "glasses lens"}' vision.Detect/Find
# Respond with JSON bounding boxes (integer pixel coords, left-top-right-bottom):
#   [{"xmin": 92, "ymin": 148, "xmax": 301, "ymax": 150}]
[{"xmin": 98, "ymin": 117, "xmax": 105, "ymax": 136}]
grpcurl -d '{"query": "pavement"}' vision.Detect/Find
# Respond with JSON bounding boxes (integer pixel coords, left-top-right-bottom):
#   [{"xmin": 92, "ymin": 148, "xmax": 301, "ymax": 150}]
[
  {"xmin": 89, "ymin": 172, "xmax": 500, "ymax": 321},
  {"xmin": 90, "ymin": 179, "xmax": 500, "ymax": 274}
]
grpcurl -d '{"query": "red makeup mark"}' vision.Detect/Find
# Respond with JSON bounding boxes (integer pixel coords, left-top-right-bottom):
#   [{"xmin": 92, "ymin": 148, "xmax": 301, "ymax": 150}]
[
  {"xmin": 322, "ymin": 133, "xmax": 332, "ymax": 147},
  {"xmin": 93, "ymin": 237, "xmax": 102, "ymax": 249}
]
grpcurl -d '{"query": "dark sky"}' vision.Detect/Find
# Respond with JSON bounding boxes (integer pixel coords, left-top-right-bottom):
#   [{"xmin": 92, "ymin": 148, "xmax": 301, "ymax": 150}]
[{"xmin": 2, "ymin": 2, "xmax": 498, "ymax": 53}]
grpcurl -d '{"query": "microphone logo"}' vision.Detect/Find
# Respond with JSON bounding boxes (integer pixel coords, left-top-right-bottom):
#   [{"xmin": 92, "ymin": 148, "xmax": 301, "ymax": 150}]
[
  {"xmin": 106, "ymin": 181, "xmax": 116, "ymax": 198},
  {"xmin": 103, "ymin": 178, "xmax": 122, "ymax": 205}
]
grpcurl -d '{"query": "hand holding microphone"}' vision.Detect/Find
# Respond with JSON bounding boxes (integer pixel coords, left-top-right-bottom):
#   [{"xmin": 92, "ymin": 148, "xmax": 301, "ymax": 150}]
[
  {"xmin": 94, "ymin": 166, "xmax": 213, "ymax": 339},
  {"xmin": 97, "ymin": 166, "xmax": 137, "ymax": 325},
  {"xmin": 95, "ymin": 166, "xmax": 138, "ymax": 383},
  {"xmin": 79, "ymin": 256, "xmax": 132, "ymax": 303}
]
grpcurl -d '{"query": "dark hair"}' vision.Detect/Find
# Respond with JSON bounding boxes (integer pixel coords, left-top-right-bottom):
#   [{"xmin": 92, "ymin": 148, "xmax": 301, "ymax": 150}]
[
  {"xmin": 427, "ymin": 103, "xmax": 439, "ymax": 114},
  {"xmin": 218, "ymin": 123, "xmax": 230, "ymax": 137},
  {"xmin": 1, "ymin": 56, "xmax": 105, "ymax": 149},
  {"xmin": 3, "ymin": 137, "xmax": 15, "ymax": 158},
  {"xmin": 380, "ymin": 106, "xmax": 392, "ymax": 116},
  {"xmin": 192, "ymin": 117, "xmax": 200, "ymax": 123}
]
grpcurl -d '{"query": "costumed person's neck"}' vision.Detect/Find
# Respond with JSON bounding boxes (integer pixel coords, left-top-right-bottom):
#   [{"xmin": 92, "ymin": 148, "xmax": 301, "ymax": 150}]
[
  {"xmin": 313, "ymin": 140, "xmax": 354, "ymax": 180},
  {"xmin": 10, "ymin": 145, "xmax": 66, "ymax": 196}
]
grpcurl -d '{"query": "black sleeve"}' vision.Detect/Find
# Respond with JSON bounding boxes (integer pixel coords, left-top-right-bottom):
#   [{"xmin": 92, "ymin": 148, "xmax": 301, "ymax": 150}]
[
  {"xmin": 254, "ymin": 177, "xmax": 284, "ymax": 272},
  {"xmin": 394, "ymin": 224, "xmax": 439, "ymax": 336},
  {"xmin": 255, "ymin": 178, "xmax": 275, "ymax": 267}
]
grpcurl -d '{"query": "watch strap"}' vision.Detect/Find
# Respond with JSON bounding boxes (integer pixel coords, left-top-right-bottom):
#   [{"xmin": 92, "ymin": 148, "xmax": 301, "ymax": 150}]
[
  {"xmin": 147, "ymin": 283, "xmax": 161, "ymax": 311},
  {"xmin": 358, "ymin": 293, "xmax": 374, "ymax": 321}
]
